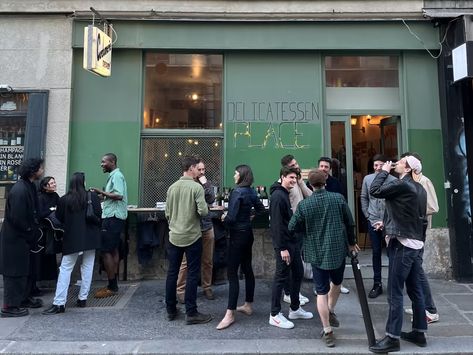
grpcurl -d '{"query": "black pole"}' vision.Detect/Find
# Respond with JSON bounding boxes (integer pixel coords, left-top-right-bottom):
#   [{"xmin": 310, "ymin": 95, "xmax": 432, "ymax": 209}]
[{"xmin": 350, "ymin": 251, "xmax": 376, "ymax": 347}]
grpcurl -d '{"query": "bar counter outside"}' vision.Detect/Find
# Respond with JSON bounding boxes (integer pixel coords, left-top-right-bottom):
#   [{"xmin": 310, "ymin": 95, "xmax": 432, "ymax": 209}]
[{"xmin": 120, "ymin": 206, "xmax": 275, "ymax": 282}]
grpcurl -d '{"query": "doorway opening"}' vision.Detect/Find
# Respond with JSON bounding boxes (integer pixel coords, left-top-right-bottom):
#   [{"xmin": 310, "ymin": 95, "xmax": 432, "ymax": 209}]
[{"xmin": 328, "ymin": 114, "xmax": 401, "ymax": 248}]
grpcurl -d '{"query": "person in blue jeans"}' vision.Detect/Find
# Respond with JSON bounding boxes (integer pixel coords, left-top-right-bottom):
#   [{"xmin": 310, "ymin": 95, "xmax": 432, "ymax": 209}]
[
  {"xmin": 216, "ymin": 164, "xmax": 265, "ymax": 330},
  {"xmin": 369, "ymin": 156, "xmax": 428, "ymax": 353},
  {"xmin": 360, "ymin": 154, "xmax": 396, "ymax": 298}
]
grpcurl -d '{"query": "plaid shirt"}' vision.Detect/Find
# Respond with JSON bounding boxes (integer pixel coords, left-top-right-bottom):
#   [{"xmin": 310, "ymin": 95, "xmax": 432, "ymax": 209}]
[{"xmin": 288, "ymin": 189, "xmax": 356, "ymax": 270}]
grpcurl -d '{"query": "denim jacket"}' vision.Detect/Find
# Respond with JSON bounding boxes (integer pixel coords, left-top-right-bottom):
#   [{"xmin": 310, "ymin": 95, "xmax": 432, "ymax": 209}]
[{"xmin": 224, "ymin": 186, "xmax": 265, "ymax": 230}]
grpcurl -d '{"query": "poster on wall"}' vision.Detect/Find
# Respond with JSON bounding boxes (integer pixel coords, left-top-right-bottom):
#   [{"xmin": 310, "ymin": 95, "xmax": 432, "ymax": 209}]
[{"xmin": 0, "ymin": 146, "xmax": 23, "ymax": 181}]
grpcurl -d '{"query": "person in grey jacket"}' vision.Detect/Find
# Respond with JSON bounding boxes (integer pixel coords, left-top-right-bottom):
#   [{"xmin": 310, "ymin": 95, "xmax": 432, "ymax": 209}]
[{"xmin": 360, "ymin": 154, "xmax": 395, "ymax": 298}]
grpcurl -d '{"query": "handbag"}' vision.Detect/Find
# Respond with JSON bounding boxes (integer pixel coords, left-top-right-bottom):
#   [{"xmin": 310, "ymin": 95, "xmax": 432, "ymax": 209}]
[{"xmin": 86, "ymin": 191, "xmax": 100, "ymax": 225}]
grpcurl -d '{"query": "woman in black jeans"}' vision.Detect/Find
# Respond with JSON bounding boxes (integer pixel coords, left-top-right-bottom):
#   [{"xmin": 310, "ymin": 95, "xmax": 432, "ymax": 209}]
[{"xmin": 216, "ymin": 165, "xmax": 265, "ymax": 330}]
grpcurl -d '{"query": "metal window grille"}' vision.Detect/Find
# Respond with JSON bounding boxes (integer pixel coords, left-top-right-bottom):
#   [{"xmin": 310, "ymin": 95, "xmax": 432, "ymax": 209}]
[{"xmin": 140, "ymin": 137, "xmax": 223, "ymax": 207}]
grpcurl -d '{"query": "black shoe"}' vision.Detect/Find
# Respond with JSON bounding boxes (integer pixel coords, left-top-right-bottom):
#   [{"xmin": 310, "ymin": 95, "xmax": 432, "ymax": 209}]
[
  {"xmin": 368, "ymin": 284, "xmax": 383, "ymax": 299},
  {"xmin": 41, "ymin": 305, "xmax": 65, "ymax": 315},
  {"xmin": 31, "ymin": 286, "xmax": 44, "ymax": 297},
  {"xmin": 167, "ymin": 308, "xmax": 179, "ymax": 321},
  {"xmin": 1, "ymin": 307, "xmax": 29, "ymax": 318},
  {"xmin": 76, "ymin": 299, "xmax": 87, "ymax": 308},
  {"xmin": 369, "ymin": 336, "xmax": 400, "ymax": 353},
  {"xmin": 21, "ymin": 297, "xmax": 43, "ymax": 308},
  {"xmin": 185, "ymin": 312, "xmax": 212, "ymax": 325},
  {"xmin": 401, "ymin": 331, "xmax": 427, "ymax": 347}
]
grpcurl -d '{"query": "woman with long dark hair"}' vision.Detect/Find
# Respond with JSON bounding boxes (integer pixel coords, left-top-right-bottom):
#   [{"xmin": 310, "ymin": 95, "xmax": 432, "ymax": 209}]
[
  {"xmin": 42, "ymin": 172, "xmax": 101, "ymax": 314},
  {"xmin": 216, "ymin": 164, "xmax": 265, "ymax": 330}
]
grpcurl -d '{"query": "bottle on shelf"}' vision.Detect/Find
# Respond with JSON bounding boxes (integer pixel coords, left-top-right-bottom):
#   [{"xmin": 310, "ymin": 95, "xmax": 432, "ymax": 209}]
[
  {"xmin": 214, "ymin": 187, "xmax": 222, "ymax": 207},
  {"xmin": 16, "ymin": 128, "xmax": 24, "ymax": 146},
  {"xmin": 260, "ymin": 186, "xmax": 269, "ymax": 207},
  {"xmin": 7, "ymin": 166, "xmax": 14, "ymax": 180},
  {"xmin": 223, "ymin": 187, "xmax": 229, "ymax": 209},
  {"xmin": 9, "ymin": 131, "xmax": 16, "ymax": 146},
  {"xmin": 256, "ymin": 185, "xmax": 261, "ymax": 202}
]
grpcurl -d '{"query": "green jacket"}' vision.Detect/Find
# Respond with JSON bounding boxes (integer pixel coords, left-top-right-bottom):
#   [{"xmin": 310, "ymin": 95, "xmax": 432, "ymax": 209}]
[
  {"xmin": 288, "ymin": 189, "xmax": 356, "ymax": 270},
  {"xmin": 165, "ymin": 176, "xmax": 208, "ymax": 247}
]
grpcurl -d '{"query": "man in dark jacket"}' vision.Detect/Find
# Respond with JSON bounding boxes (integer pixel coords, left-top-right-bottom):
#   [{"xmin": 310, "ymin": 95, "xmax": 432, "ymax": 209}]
[
  {"xmin": 269, "ymin": 166, "xmax": 313, "ymax": 329},
  {"xmin": 0, "ymin": 158, "xmax": 44, "ymax": 317},
  {"xmin": 369, "ymin": 155, "xmax": 428, "ymax": 353}
]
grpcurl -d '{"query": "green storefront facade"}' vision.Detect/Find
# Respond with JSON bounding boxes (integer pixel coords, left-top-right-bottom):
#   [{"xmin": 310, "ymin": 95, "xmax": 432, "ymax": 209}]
[{"xmin": 69, "ymin": 19, "xmax": 446, "ymax": 230}]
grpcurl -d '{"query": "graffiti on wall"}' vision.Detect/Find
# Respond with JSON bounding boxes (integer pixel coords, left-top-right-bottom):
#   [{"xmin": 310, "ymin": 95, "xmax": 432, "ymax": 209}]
[
  {"xmin": 227, "ymin": 100, "xmax": 320, "ymax": 149},
  {"xmin": 453, "ymin": 123, "xmax": 472, "ymax": 233}
]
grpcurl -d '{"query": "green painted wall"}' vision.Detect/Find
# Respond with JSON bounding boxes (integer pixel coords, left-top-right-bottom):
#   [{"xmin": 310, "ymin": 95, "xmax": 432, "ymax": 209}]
[
  {"xmin": 224, "ymin": 53, "xmax": 323, "ymax": 188},
  {"xmin": 403, "ymin": 52, "xmax": 446, "ymax": 228},
  {"xmin": 73, "ymin": 21, "xmax": 440, "ymax": 50},
  {"xmin": 69, "ymin": 49, "xmax": 142, "ymax": 204},
  {"xmin": 403, "ymin": 52, "xmax": 442, "ymax": 130},
  {"xmin": 408, "ymin": 129, "xmax": 446, "ymax": 228}
]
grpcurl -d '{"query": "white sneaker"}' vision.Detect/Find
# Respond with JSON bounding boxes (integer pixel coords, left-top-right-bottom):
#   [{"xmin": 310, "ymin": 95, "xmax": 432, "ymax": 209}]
[
  {"xmin": 426, "ymin": 310, "xmax": 439, "ymax": 323},
  {"xmin": 299, "ymin": 293, "xmax": 310, "ymax": 304},
  {"xmin": 269, "ymin": 312, "xmax": 295, "ymax": 329},
  {"xmin": 340, "ymin": 285, "xmax": 349, "ymax": 294},
  {"xmin": 288, "ymin": 307, "xmax": 313, "ymax": 320},
  {"xmin": 283, "ymin": 294, "xmax": 306, "ymax": 306},
  {"xmin": 404, "ymin": 308, "xmax": 413, "ymax": 315}
]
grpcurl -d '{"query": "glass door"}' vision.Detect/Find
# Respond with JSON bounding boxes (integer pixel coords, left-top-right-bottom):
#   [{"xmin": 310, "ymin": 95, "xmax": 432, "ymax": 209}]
[
  {"xmin": 380, "ymin": 116, "xmax": 401, "ymax": 159},
  {"xmin": 326, "ymin": 116, "xmax": 355, "ymax": 214},
  {"xmin": 327, "ymin": 115, "xmax": 401, "ymax": 246}
]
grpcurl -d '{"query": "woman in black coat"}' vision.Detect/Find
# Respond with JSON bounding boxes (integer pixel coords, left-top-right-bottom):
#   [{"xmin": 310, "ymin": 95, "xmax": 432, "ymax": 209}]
[
  {"xmin": 38, "ymin": 176, "xmax": 60, "ymax": 218},
  {"xmin": 0, "ymin": 158, "xmax": 44, "ymax": 317},
  {"xmin": 31, "ymin": 176, "xmax": 62, "ymax": 293},
  {"xmin": 42, "ymin": 172, "xmax": 101, "ymax": 314}
]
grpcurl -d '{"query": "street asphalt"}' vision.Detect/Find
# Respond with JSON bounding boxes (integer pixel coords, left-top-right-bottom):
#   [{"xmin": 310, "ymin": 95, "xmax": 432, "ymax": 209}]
[{"xmin": 1, "ymin": 252, "xmax": 473, "ymax": 354}]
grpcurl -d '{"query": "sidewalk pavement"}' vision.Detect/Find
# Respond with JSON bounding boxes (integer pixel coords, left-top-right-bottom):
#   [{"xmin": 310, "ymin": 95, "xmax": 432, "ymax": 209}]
[{"xmin": 1, "ymin": 254, "xmax": 473, "ymax": 354}]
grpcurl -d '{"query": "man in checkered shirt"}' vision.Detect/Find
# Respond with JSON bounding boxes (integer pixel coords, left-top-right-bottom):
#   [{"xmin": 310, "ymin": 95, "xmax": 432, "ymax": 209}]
[{"xmin": 289, "ymin": 169, "xmax": 359, "ymax": 348}]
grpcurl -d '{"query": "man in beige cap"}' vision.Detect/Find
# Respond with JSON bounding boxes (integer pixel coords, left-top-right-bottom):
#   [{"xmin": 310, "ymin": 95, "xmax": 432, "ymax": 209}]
[{"xmin": 369, "ymin": 155, "xmax": 428, "ymax": 353}]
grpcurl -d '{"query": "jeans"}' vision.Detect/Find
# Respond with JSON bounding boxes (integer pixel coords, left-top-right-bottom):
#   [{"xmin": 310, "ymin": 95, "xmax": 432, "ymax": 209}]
[
  {"xmin": 165, "ymin": 238, "xmax": 202, "ymax": 316},
  {"xmin": 419, "ymin": 248, "xmax": 437, "ymax": 313},
  {"xmin": 386, "ymin": 238, "xmax": 427, "ymax": 338},
  {"xmin": 53, "ymin": 250, "xmax": 96, "ymax": 306},
  {"xmin": 176, "ymin": 228, "xmax": 214, "ymax": 295},
  {"xmin": 271, "ymin": 247, "xmax": 303, "ymax": 316},
  {"xmin": 226, "ymin": 229, "xmax": 255, "ymax": 310},
  {"xmin": 368, "ymin": 223, "xmax": 383, "ymax": 285}
]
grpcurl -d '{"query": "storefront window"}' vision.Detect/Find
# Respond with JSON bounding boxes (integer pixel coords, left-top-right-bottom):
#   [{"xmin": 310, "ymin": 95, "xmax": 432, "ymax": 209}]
[
  {"xmin": 0, "ymin": 93, "xmax": 28, "ymax": 181},
  {"xmin": 143, "ymin": 53, "xmax": 223, "ymax": 129},
  {"xmin": 141, "ymin": 137, "xmax": 222, "ymax": 206},
  {"xmin": 325, "ymin": 56, "xmax": 399, "ymax": 87}
]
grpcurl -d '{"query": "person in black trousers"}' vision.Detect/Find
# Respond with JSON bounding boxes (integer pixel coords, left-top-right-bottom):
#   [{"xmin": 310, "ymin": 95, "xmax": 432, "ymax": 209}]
[
  {"xmin": 269, "ymin": 167, "xmax": 313, "ymax": 329},
  {"xmin": 216, "ymin": 164, "xmax": 265, "ymax": 330},
  {"xmin": 0, "ymin": 158, "xmax": 44, "ymax": 317}
]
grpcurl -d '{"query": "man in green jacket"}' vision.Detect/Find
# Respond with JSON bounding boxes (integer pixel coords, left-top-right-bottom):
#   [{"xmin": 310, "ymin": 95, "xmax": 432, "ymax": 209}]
[
  {"xmin": 289, "ymin": 169, "xmax": 359, "ymax": 348},
  {"xmin": 165, "ymin": 155, "xmax": 211, "ymax": 325}
]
